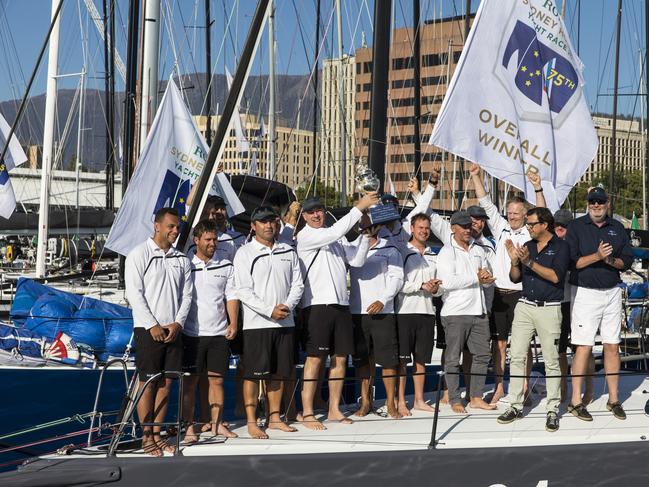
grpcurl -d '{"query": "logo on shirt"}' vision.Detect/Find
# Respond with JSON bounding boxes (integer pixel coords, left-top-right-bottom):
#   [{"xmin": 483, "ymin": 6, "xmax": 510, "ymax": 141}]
[
  {"xmin": 545, "ymin": 249, "xmax": 556, "ymax": 256},
  {"xmin": 607, "ymin": 230, "xmax": 617, "ymax": 237}
]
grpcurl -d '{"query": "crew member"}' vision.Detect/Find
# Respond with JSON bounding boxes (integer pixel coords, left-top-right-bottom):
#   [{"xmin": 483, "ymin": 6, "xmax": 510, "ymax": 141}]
[{"xmin": 125, "ymin": 207, "xmax": 193, "ymax": 456}]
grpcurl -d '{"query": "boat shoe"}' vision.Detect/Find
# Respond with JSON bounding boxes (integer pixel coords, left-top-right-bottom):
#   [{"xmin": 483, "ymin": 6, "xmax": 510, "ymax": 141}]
[
  {"xmin": 497, "ymin": 408, "xmax": 523, "ymax": 424},
  {"xmin": 568, "ymin": 403, "xmax": 593, "ymax": 422},
  {"xmin": 606, "ymin": 401, "xmax": 626, "ymax": 420}
]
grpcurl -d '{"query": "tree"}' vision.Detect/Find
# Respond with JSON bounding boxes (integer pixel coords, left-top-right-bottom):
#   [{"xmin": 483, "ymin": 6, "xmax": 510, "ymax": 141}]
[{"xmin": 295, "ymin": 178, "xmax": 354, "ymax": 207}]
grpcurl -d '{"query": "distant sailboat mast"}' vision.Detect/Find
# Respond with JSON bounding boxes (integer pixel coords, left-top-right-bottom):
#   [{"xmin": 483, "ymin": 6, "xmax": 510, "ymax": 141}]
[{"xmin": 139, "ymin": 0, "xmax": 161, "ymax": 151}]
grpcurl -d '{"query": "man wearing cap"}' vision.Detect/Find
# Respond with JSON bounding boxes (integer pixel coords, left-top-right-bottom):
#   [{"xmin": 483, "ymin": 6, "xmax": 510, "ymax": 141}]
[
  {"xmin": 297, "ymin": 192, "xmax": 378, "ymax": 430},
  {"xmin": 396, "ymin": 212, "xmax": 443, "ymax": 415},
  {"xmin": 470, "ymin": 163, "xmax": 546, "ymax": 404},
  {"xmin": 436, "ymin": 210, "xmax": 497, "ymax": 413},
  {"xmin": 497, "ymin": 208, "xmax": 570, "ymax": 432},
  {"xmin": 349, "ymin": 214, "xmax": 404, "ymax": 418},
  {"xmin": 554, "ymin": 209, "xmax": 595, "ymax": 403},
  {"xmin": 566, "ymin": 187, "xmax": 634, "ymax": 421},
  {"xmin": 233, "ymin": 206, "xmax": 304, "ymax": 439}
]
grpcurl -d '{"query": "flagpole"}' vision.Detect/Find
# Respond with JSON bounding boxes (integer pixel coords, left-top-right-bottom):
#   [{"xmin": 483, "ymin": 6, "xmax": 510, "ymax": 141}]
[
  {"xmin": 609, "ymin": 0, "xmax": 623, "ymax": 217},
  {"xmin": 205, "ymin": 0, "xmax": 213, "ymax": 147},
  {"xmin": 645, "ymin": 0, "xmax": 649, "ymax": 228},
  {"xmin": 139, "ymin": 0, "xmax": 161, "ymax": 152},
  {"xmin": 413, "ymin": 0, "xmax": 422, "ymax": 187}
]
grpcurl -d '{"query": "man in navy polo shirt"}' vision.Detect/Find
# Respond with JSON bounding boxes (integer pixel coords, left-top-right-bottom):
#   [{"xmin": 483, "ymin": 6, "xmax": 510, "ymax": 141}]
[
  {"xmin": 497, "ymin": 208, "xmax": 570, "ymax": 432},
  {"xmin": 566, "ymin": 187, "xmax": 633, "ymax": 421}
]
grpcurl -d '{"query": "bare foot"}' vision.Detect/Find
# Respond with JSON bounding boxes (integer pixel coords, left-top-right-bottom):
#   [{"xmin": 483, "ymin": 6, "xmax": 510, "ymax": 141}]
[
  {"xmin": 386, "ymin": 404, "xmax": 403, "ymax": 419},
  {"xmin": 299, "ymin": 413, "xmax": 327, "ymax": 430},
  {"xmin": 439, "ymin": 390, "xmax": 450, "ymax": 405},
  {"xmin": 353, "ymin": 402, "xmax": 373, "ymax": 417},
  {"xmin": 451, "ymin": 403, "xmax": 467, "ymax": 414},
  {"xmin": 142, "ymin": 435, "xmax": 163, "ymax": 457},
  {"xmin": 217, "ymin": 422, "xmax": 238, "ymax": 438},
  {"xmin": 247, "ymin": 423, "xmax": 269, "ymax": 439},
  {"xmin": 469, "ymin": 398, "xmax": 497, "ymax": 410},
  {"xmin": 490, "ymin": 386, "xmax": 505, "ymax": 405},
  {"xmin": 201, "ymin": 422, "xmax": 211, "ymax": 433},
  {"xmin": 327, "ymin": 411, "xmax": 353, "ymax": 424},
  {"xmin": 182, "ymin": 425, "xmax": 200, "ymax": 445},
  {"xmin": 268, "ymin": 421, "xmax": 298, "ymax": 432},
  {"xmin": 397, "ymin": 402, "xmax": 412, "ymax": 416},
  {"xmin": 413, "ymin": 400, "xmax": 437, "ymax": 413},
  {"xmin": 154, "ymin": 436, "xmax": 177, "ymax": 454}
]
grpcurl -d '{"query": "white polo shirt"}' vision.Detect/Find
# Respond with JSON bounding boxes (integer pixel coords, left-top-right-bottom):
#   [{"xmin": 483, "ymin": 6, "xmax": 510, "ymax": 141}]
[
  {"xmin": 233, "ymin": 238, "xmax": 304, "ymax": 330},
  {"xmin": 297, "ymin": 207, "xmax": 370, "ymax": 307},
  {"xmin": 478, "ymin": 195, "xmax": 530, "ymax": 291},
  {"xmin": 184, "ymin": 254, "xmax": 237, "ymax": 337},
  {"xmin": 349, "ymin": 238, "xmax": 404, "ymax": 315},
  {"xmin": 397, "ymin": 242, "xmax": 441, "ymax": 315},
  {"xmin": 214, "ymin": 229, "xmax": 245, "ymax": 261},
  {"xmin": 125, "ymin": 238, "xmax": 193, "ymax": 330},
  {"xmin": 436, "ymin": 237, "xmax": 492, "ymax": 317}
]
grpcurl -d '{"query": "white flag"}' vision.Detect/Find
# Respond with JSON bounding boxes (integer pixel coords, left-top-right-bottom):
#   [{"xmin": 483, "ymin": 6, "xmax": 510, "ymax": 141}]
[
  {"xmin": 106, "ymin": 80, "xmax": 245, "ymax": 256},
  {"xmin": 225, "ymin": 67, "xmax": 251, "ymax": 154},
  {"xmin": 429, "ymin": 0, "xmax": 598, "ymax": 211},
  {"xmin": 0, "ymin": 112, "xmax": 28, "ymax": 219}
]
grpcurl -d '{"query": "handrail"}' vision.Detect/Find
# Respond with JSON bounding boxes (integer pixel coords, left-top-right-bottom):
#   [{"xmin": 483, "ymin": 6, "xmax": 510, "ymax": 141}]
[
  {"xmin": 106, "ymin": 370, "xmax": 187, "ymax": 458},
  {"xmin": 87, "ymin": 358, "xmax": 131, "ymax": 447}
]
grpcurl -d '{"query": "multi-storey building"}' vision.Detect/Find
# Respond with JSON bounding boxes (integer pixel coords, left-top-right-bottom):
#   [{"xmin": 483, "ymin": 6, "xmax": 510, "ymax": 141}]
[
  {"xmin": 194, "ymin": 114, "xmax": 314, "ymax": 188},
  {"xmin": 319, "ymin": 55, "xmax": 356, "ymax": 199},
  {"xmin": 588, "ymin": 115, "xmax": 645, "ymax": 181}
]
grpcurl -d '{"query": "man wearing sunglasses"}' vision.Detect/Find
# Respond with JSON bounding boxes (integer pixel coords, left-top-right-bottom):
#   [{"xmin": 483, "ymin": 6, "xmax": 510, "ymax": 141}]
[
  {"xmin": 497, "ymin": 208, "xmax": 570, "ymax": 432},
  {"xmin": 565, "ymin": 187, "xmax": 634, "ymax": 422}
]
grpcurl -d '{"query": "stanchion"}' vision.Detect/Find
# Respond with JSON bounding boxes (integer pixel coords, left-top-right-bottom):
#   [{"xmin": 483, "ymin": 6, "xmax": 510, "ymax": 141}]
[{"xmin": 428, "ymin": 370, "xmax": 445, "ymax": 450}]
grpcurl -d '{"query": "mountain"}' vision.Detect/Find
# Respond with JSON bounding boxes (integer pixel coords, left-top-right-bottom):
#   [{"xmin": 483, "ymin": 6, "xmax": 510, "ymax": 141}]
[{"xmin": 0, "ymin": 72, "xmax": 316, "ymax": 172}]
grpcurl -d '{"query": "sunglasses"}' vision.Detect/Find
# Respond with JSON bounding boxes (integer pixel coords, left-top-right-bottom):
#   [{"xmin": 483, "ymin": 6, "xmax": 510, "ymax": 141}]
[
  {"xmin": 525, "ymin": 221, "xmax": 544, "ymax": 228},
  {"xmin": 588, "ymin": 199, "xmax": 607, "ymax": 205}
]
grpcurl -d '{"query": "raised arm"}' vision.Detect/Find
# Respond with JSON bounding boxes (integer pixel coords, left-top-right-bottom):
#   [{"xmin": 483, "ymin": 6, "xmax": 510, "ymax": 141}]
[
  {"xmin": 470, "ymin": 163, "xmax": 508, "ymax": 237},
  {"xmin": 527, "ymin": 170, "xmax": 546, "ymax": 208}
]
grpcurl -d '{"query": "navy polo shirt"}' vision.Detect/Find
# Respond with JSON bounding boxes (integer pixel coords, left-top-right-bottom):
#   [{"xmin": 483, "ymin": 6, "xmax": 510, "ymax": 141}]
[
  {"xmin": 519, "ymin": 235, "xmax": 570, "ymax": 302},
  {"xmin": 566, "ymin": 214, "xmax": 633, "ymax": 289}
]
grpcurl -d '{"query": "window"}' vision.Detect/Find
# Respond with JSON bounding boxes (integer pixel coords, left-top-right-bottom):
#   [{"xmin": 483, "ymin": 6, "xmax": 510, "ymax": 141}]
[{"xmin": 392, "ymin": 56, "xmax": 414, "ymax": 70}]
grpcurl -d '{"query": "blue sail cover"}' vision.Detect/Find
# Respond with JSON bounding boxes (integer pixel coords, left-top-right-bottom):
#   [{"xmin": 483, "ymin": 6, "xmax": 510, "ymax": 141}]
[{"xmin": 9, "ymin": 278, "xmax": 134, "ymax": 360}]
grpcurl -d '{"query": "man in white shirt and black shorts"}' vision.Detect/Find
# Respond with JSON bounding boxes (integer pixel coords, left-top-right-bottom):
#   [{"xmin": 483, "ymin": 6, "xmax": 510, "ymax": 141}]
[
  {"xmin": 125, "ymin": 207, "xmax": 193, "ymax": 456},
  {"xmin": 233, "ymin": 206, "xmax": 304, "ymax": 439},
  {"xmin": 181, "ymin": 219, "xmax": 239, "ymax": 443},
  {"xmin": 296, "ymin": 193, "xmax": 376, "ymax": 430}
]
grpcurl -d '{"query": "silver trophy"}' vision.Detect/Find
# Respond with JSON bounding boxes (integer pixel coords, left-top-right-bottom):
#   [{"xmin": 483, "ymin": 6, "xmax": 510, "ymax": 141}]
[{"xmin": 355, "ymin": 159, "xmax": 380, "ymax": 194}]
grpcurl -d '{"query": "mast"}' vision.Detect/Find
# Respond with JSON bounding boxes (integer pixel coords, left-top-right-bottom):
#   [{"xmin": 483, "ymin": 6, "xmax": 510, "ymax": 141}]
[
  {"xmin": 640, "ymin": 48, "xmax": 647, "ymax": 229},
  {"xmin": 367, "ymin": 0, "xmax": 391, "ymax": 188},
  {"xmin": 205, "ymin": 0, "xmax": 213, "ymax": 146},
  {"xmin": 118, "ymin": 0, "xmax": 141, "ymax": 287},
  {"xmin": 609, "ymin": 0, "xmax": 622, "ymax": 217},
  {"xmin": 76, "ymin": 69, "xmax": 85, "ymax": 235},
  {"xmin": 645, "ymin": 0, "xmax": 649, "ymax": 228},
  {"xmin": 35, "ymin": 0, "xmax": 63, "ymax": 278},
  {"xmin": 178, "ymin": 0, "xmax": 271, "ymax": 249},
  {"xmin": 412, "ymin": 0, "xmax": 422, "ymax": 186},
  {"xmin": 336, "ymin": 0, "xmax": 347, "ymax": 204},
  {"xmin": 268, "ymin": 0, "xmax": 276, "ymax": 180},
  {"xmin": 311, "ymin": 0, "xmax": 321, "ymax": 197},
  {"xmin": 103, "ymin": 0, "xmax": 115, "ymax": 209},
  {"xmin": 139, "ymin": 0, "xmax": 161, "ymax": 151}
]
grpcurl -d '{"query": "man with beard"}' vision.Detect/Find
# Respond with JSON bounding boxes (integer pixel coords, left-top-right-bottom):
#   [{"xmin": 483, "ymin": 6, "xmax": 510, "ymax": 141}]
[
  {"xmin": 566, "ymin": 187, "xmax": 633, "ymax": 421},
  {"xmin": 125, "ymin": 208, "xmax": 193, "ymax": 456}
]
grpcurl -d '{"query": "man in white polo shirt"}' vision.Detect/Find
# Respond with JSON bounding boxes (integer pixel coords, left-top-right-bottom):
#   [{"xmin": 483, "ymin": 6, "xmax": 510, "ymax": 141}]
[
  {"xmin": 297, "ymin": 192, "xmax": 377, "ymax": 430},
  {"xmin": 350, "ymin": 215, "xmax": 404, "ymax": 419},
  {"xmin": 436, "ymin": 210, "xmax": 496, "ymax": 414},
  {"xmin": 125, "ymin": 207, "xmax": 193, "ymax": 456},
  {"xmin": 470, "ymin": 163, "xmax": 545, "ymax": 404},
  {"xmin": 233, "ymin": 206, "xmax": 304, "ymax": 439},
  {"xmin": 181, "ymin": 219, "xmax": 239, "ymax": 443}
]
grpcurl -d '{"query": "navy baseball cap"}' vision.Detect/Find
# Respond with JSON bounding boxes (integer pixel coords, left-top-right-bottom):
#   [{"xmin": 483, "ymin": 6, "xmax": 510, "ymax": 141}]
[
  {"xmin": 450, "ymin": 210, "xmax": 472, "ymax": 226},
  {"xmin": 380, "ymin": 193, "xmax": 399, "ymax": 206},
  {"xmin": 251, "ymin": 206, "xmax": 279, "ymax": 222},
  {"xmin": 302, "ymin": 197, "xmax": 325, "ymax": 212},
  {"xmin": 206, "ymin": 195, "xmax": 227, "ymax": 207},
  {"xmin": 553, "ymin": 209, "xmax": 573, "ymax": 227},
  {"xmin": 587, "ymin": 187, "xmax": 608, "ymax": 202},
  {"xmin": 467, "ymin": 205, "xmax": 489, "ymax": 220}
]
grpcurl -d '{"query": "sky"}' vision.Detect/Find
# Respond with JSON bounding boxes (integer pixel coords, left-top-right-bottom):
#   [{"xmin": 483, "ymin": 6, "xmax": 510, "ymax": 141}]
[{"xmin": 0, "ymin": 0, "xmax": 646, "ymax": 120}]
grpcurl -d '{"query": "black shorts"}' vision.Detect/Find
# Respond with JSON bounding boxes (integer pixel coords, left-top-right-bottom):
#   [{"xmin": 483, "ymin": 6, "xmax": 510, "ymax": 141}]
[
  {"xmin": 490, "ymin": 290, "xmax": 522, "ymax": 340},
  {"xmin": 228, "ymin": 304, "xmax": 245, "ymax": 356},
  {"xmin": 352, "ymin": 314, "xmax": 399, "ymax": 368},
  {"xmin": 182, "ymin": 335, "xmax": 230, "ymax": 376},
  {"xmin": 303, "ymin": 304, "xmax": 354, "ymax": 357},
  {"xmin": 433, "ymin": 297, "xmax": 445, "ymax": 349},
  {"xmin": 243, "ymin": 327, "xmax": 295, "ymax": 378},
  {"xmin": 558, "ymin": 301, "xmax": 571, "ymax": 354},
  {"xmin": 398, "ymin": 314, "xmax": 435, "ymax": 364},
  {"xmin": 134, "ymin": 328, "xmax": 183, "ymax": 381}
]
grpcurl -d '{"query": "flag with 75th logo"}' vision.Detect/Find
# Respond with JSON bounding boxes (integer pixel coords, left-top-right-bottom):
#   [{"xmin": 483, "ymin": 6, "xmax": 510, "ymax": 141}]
[{"xmin": 429, "ymin": 0, "xmax": 598, "ymax": 211}]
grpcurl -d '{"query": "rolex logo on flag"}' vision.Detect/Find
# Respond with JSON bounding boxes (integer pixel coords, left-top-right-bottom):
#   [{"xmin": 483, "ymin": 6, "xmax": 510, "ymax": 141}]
[{"xmin": 430, "ymin": 0, "xmax": 598, "ymax": 211}]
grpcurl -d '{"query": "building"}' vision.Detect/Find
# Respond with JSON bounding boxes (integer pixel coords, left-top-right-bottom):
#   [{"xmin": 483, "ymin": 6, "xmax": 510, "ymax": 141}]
[
  {"xmin": 354, "ymin": 15, "xmax": 469, "ymax": 208},
  {"xmin": 194, "ymin": 114, "xmax": 314, "ymax": 189},
  {"xmin": 588, "ymin": 115, "xmax": 645, "ymax": 180},
  {"xmin": 319, "ymin": 55, "xmax": 356, "ymax": 199}
]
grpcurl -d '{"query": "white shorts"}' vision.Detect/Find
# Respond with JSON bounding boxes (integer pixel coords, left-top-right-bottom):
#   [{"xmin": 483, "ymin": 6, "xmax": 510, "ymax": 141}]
[{"xmin": 570, "ymin": 286, "xmax": 622, "ymax": 346}]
